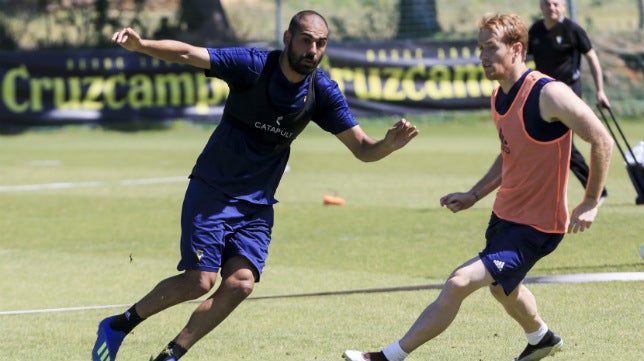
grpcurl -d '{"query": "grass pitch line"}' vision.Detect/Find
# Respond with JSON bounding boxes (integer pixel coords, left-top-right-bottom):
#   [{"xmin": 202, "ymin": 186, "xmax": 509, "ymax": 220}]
[
  {"xmin": 0, "ymin": 304, "xmax": 132, "ymax": 316},
  {"xmin": 1, "ymin": 272, "xmax": 643, "ymax": 316},
  {"xmin": 0, "ymin": 176, "xmax": 187, "ymax": 192},
  {"xmin": 525, "ymin": 272, "xmax": 644, "ymax": 284},
  {"xmin": 0, "ymin": 181, "xmax": 106, "ymax": 192},
  {"xmin": 249, "ymin": 272, "xmax": 644, "ymax": 300}
]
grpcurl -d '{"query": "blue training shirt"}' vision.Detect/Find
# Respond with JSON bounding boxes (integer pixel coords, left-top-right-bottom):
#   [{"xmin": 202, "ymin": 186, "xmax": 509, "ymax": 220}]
[{"xmin": 189, "ymin": 47, "xmax": 358, "ymax": 205}]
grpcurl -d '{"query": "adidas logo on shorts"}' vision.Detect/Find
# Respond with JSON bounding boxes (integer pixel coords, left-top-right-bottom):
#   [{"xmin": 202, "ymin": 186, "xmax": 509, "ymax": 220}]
[{"xmin": 493, "ymin": 259, "xmax": 505, "ymax": 271}]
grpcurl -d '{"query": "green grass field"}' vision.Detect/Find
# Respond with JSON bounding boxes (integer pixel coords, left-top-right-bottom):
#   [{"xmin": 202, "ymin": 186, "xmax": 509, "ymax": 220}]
[{"xmin": 1, "ymin": 112, "xmax": 643, "ymax": 360}]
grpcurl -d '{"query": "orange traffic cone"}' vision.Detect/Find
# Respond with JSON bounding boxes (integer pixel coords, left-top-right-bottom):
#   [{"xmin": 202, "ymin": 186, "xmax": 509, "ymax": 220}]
[{"xmin": 323, "ymin": 195, "xmax": 345, "ymax": 205}]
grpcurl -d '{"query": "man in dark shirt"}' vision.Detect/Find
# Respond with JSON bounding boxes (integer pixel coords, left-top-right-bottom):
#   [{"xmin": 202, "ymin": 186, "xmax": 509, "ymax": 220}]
[
  {"xmin": 92, "ymin": 10, "xmax": 419, "ymax": 361},
  {"xmin": 528, "ymin": 0, "xmax": 610, "ymax": 200}
]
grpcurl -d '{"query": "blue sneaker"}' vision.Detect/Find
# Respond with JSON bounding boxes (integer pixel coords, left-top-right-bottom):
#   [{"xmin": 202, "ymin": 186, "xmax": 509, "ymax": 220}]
[{"xmin": 92, "ymin": 316, "xmax": 126, "ymax": 361}]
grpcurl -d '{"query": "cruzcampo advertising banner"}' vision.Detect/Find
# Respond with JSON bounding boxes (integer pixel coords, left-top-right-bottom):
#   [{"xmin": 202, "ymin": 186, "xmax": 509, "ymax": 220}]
[
  {"xmin": 0, "ymin": 40, "xmax": 496, "ymax": 126},
  {"xmin": 322, "ymin": 40, "xmax": 496, "ymax": 116}
]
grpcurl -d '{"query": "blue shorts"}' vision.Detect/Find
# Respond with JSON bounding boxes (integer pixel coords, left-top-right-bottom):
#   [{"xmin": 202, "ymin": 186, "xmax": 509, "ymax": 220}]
[
  {"xmin": 480, "ymin": 213, "xmax": 564, "ymax": 295},
  {"xmin": 177, "ymin": 177, "xmax": 273, "ymax": 281}
]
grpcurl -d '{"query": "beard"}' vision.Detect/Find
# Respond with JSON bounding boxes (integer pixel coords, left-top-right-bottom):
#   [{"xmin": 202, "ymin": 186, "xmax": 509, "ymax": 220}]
[{"xmin": 286, "ymin": 42, "xmax": 323, "ymax": 75}]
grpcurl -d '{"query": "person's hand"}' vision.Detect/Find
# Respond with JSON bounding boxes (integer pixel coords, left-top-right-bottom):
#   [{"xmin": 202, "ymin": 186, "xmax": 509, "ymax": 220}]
[
  {"xmin": 112, "ymin": 27, "xmax": 143, "ymax": 52},
  {"xmin": 568, "ymin": 199, "xmax": 599, "ymax": 233},
  {"xmin": 384, "ymin": 118, "xmax": 419, "ymax": 150},
  {"xmin": 440, "ymin": 192, "xmax": 477, "ymax": 213},
  {"xmin": 597, "ymin": 90, "xmax": 611, "ymax": 109}
]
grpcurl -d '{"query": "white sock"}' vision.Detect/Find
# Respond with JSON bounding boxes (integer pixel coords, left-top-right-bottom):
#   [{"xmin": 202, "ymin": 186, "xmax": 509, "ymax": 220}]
[
  {"xmin": 526, "ymin": 323, "xmax": 548, "ymax": 345},
  {"xmin": 382, "ymin": 341, "xmax": 409, "ymax": 361}
]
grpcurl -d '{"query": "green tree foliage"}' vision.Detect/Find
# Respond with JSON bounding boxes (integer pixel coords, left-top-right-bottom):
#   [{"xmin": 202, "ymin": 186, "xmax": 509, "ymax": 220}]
[{"xmin": 0, "ymin": 0, "xmax": 234, "ymax": 49}]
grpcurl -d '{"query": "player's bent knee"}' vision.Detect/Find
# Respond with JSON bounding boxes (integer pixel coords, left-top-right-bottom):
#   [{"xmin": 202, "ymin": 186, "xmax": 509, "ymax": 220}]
[
  {"xmin": 223, "ymin": 273, "xmax": 255, "ymax": 299},
  {"xmin": 182, "ymin": 270, "xmax": 218, "ymax": 297},
  {"xmin": 442, "ymin": 275, "xmax": 474, "ymax": 300}
]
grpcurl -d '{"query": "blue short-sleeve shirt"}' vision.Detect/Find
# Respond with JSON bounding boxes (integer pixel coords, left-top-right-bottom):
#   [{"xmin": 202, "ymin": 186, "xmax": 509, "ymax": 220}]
[{"xmin": 190, "ymin": 48, "xmax": 358, "ymax": 205}]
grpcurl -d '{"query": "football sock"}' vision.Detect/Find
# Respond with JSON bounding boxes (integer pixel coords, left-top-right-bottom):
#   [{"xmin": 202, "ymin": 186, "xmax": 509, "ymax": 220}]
[
  {"xmin": 526, "ymin": 323, "xmax": 548, "ymax": 345},
  {"xmin": 382, "ymin": 341, "xmax": 409, "ymax": 361},
  {"xmin": 151, "ymin": 341, "xmax": 187, "ymax": 361},
  {"xmin": 109, "ymin": 304, "xmax": 146, "ymax": 334}
]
